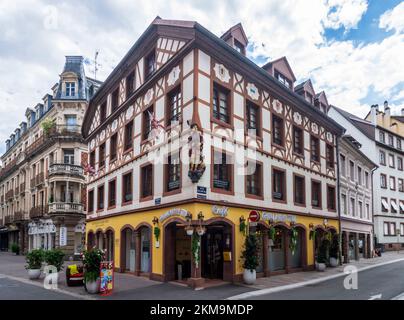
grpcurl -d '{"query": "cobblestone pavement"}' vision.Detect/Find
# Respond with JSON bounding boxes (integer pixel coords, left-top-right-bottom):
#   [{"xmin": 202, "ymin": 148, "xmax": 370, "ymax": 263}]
[{"xmin": 1, "ymin": 251, "xmax": 403, "ymax": 299}]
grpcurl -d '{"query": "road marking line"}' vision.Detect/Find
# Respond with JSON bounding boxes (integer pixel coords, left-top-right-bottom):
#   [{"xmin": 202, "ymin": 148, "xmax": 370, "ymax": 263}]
[
  {"xmin": 227, "ymin": 258, "xmax": 404, "ymax": 300},
  {"xmin": 0, "ymin": 273, "xmax": 96, "ymax": 300},
  {"xmin": 391, "ymin": 292, "xmax": 404, "ymax": 300}
]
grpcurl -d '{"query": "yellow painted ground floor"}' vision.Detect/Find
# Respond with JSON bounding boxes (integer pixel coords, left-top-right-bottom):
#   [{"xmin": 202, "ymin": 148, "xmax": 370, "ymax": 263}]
[{"xmin": 86, "ymin": 202, "xmax": 339, "ymax": 284}]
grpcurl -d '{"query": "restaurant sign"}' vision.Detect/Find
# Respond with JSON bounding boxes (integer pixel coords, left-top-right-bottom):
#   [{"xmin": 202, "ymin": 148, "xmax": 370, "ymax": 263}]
[
  {"xmin": 159, "ymin": 208, "xmax": 190, "ymax": 222},
  {"xmin": 261, "ymin": 212, "xmax": 297, "ymax": 224},
  {"xmin": 212, "ymin": 206, "xmax": 229, "ymax": 217}
]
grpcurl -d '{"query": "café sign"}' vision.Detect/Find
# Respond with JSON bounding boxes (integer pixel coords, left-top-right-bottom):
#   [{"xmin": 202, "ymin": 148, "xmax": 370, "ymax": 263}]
[
  {"xmin": 212, "ymin": 206, "xmax": 229, "ymax": 217},
  {"xmin": 159, "ymin": 208, "xmax": 189, "ymax": 222},
  {"xmin": 261, "ymin": 212, "xmax": 297, "ymax": 224}
]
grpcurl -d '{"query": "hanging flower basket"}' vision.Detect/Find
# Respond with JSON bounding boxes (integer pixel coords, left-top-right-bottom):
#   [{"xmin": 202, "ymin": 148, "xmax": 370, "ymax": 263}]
[{"xmin": 185, "ymin": 226, "xmax": 194, "ymax": 236}]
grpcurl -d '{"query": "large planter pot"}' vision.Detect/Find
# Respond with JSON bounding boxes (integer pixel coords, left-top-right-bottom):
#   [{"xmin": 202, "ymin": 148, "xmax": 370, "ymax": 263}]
[
  {"xmin": 28, "ymin": 269, "xmax": 41, "ymax": 280},
  {"xmin": 329, "ymin": 257, "xmax": 338, "ymax": 267},
  {"xmin": 85, "ymin": 278, "xmax": 100, "ymax": 294},
  {"xmin": 316, "ymin": 262, "xmax": 326, "ymax": 272},
  {"xmin": 243, "ymin": 269, "xmax": 256, "ymax": 285}
]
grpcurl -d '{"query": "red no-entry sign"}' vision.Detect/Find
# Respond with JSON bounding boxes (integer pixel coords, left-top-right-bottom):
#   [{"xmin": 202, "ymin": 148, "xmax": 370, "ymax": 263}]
[{"xmin": 249, "ymin": 210, "xmax": 260, "ymax": 222}]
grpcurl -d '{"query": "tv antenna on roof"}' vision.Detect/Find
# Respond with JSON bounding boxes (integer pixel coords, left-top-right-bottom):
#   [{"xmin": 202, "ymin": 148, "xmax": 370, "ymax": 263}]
[{"xmin": 93, "ymin": 50, "xmax": 102, "ymax": 80}]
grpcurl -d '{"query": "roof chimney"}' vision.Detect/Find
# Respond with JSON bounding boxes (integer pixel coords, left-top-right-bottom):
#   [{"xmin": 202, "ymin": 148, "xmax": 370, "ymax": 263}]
[
  {"xmin": 384, "ymin": 101, "xmax": 390, "ymax": 116},
  {"xmin": 370, "ymin": 104, "xmax": 377, "ymax": 125}
]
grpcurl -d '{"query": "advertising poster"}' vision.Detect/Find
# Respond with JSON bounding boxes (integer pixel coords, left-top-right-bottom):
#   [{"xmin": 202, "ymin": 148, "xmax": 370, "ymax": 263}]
[{"xmin": 99, "ymin": 261, "xmax": 114, "ymax": 296}]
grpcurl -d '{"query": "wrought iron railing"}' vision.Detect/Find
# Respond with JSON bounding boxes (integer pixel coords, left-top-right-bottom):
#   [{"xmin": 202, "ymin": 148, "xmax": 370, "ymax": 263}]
[
  {"xmin": 49, "ymin": 163, "xmax": 84, "ymax": 178},
  {"xmin": 29, "ymin": 206, "xmax": 48, "ymax": 219},
  {"xmin": 48, "ymin": 202, "xmax": 83, "ymax": 214}
]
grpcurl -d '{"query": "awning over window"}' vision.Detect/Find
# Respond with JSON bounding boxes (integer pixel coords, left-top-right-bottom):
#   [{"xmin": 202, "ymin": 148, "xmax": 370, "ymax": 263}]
[
  {"xmin": 400, "ymin": 202, "xmax": 404, "ymax": 212},
  {"xmin": 382, "ymin": 199, "xmax": 389, "ymax": 210}
]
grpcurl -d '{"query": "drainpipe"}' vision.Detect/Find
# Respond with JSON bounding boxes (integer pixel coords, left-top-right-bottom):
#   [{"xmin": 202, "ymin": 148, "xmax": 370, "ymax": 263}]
[
  {"xmin": 336, "ymin": 137, "xmax": 343, "ymax": 265},
  {"xmin": 370, "ymin": 166, "xmax": 377, "ymax": 253}
]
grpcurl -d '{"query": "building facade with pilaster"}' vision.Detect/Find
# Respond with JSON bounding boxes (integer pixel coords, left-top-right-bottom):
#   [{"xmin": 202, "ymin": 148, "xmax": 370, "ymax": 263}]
[{"xmin": 0, "ymin": 56, "xmax": 101, "ymax": 257}]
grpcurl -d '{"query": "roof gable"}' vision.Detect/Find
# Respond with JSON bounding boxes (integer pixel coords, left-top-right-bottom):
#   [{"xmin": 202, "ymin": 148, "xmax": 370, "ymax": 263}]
[
  {"xmin": 220, "ymin": 23, "xmax": 248, "ymax": 46},
  {"xmin": 263, "ymin": 56, "xmax": 296, "ymax": 82}
]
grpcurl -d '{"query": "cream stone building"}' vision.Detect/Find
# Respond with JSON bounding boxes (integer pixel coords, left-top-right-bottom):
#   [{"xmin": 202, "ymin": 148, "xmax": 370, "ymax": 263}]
[{"xmin": 0, "ymin": 56, "xmax": 101, "ymax": 257}]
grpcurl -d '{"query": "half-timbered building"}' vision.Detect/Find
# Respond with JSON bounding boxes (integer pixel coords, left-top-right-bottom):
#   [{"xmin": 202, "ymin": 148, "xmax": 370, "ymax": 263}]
[{"xmin": 82, "ymin": 18, "xmax": 345, "ymax": 287}]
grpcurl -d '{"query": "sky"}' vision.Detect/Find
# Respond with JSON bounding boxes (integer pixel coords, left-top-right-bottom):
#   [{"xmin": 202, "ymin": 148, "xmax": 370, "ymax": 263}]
[{"xmin": 0, "ymin": 0, "xmax": 403, "ymax": 155}]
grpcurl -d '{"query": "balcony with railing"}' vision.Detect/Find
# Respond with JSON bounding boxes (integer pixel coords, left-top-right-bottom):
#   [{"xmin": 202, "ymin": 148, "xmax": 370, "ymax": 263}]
[
  {"xmin": 49, "ymin": 163, "xmax": 84, "ymax": 179},
  {"xmin": 14, "ymin": 186, "xmax": 19, "ymax": 195},
  {"xmin": 14, "ymin": 210, "xmax": 27, "ymax": 222},
  {"xmin": 48, "ymin": 202, "xmax": 84, "ymax": 214},
  {"xmin": 5, "ymin": 189, "xmax": 14, "ymax": 201},
  {"xmin": 4, "ymin": 215, "xmax": 12, "ymax": 225},
  {"xmin": 30, "ymin": 173, "xmax": 45, "ymax": 188},
  {"xmin": 29, "ymin": 206, "xmax": 48, "ymax": 219},
  {"xmin": 0, "ymin": 195, "xmax": 4, "ymax": 204}
]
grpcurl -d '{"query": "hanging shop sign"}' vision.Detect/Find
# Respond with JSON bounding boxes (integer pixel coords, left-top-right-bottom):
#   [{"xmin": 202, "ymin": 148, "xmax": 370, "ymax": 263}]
[
  {"xmin": 261, "ymin": 212, "xmax": 297, "ymax": 224},
  {"xmin": 59, "ymin": 227, "xmax": 67, "ymax": 247},
  {"xmin": 159, "ymin": 208, "xmax": 190, "ymax": 222},
  {"xmin": 212, "ymin": 206, "xmax": 229, "ymax": 217},
  {"xmin": 100, "ymin": 261, "xmax": 114, "ymax": 296}
]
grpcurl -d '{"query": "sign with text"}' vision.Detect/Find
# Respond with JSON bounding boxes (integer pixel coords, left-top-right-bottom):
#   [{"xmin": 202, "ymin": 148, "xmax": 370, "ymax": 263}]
[
  {"xmin": 261, "ymin": 212, "xmax": 297, "ymax": 224},
  {"xmin": 59, "ymin": 227, "xmax": 67, "ymax": 247},
  {"xmin": 249, "ymin": 210, "xmax": 260, "ymax": 222},
  {"xmin": 100, "ymin": 261, "xmax": 114, "ymax": 296}
]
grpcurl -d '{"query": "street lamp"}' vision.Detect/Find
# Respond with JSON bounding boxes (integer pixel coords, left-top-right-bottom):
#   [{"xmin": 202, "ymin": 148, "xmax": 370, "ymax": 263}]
[
  {"xmin": 196, "ymin": 212, "xmax": 206, "ymax": 236},
  {"xmin": 185, "ymin": 213, "xmax": 194, "ymax": 236}
]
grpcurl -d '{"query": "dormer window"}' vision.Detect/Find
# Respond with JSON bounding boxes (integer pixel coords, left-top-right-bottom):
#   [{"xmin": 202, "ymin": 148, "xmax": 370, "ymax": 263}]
[
  {"xmin": 306, "ymin": 93, "xmax": 313, "ymax": 104},
  {"xmin": 234, "ymin": 39, "xmax": 245, "ymax": 55},
  {"xmin": 66, "ymin": 82, "xmax": 76, "ymax": 97},
  {"xmin": 275, "ymin": 70, "xmax": 292, "ymax": 89}
]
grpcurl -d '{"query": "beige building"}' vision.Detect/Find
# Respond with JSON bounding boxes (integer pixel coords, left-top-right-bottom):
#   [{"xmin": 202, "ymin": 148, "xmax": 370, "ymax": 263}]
[{"xmin": 0, "ymin": 56, "xmax": 101, "ymax": 257}]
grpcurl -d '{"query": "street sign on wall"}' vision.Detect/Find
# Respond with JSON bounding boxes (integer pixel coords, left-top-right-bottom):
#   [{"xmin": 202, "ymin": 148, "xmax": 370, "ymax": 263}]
[
  {"xmin": 249, "ymin": 210, "xmax": 260, "ymax": 223},
  {"xmin": 59, "ymin": 227, "xmax": 67, "ymax": 247}
]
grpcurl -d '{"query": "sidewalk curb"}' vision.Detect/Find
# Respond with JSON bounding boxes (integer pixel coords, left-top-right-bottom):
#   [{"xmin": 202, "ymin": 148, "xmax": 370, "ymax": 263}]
[
  {"xmin": 226, "ymin": 258, "xmax": 404, "ymax": 300},
  {"xmin": 0, "ymin": 273, "xmax": 96, "ymax": 300}
]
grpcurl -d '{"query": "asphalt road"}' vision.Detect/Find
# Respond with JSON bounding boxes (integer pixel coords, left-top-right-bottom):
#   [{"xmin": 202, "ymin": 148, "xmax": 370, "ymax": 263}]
[
  {"xmin": 0, "ymin": 276, "xmax": 79, "ymax": 300},
  {"xmin": 247, "ymin": 260, "xmax": 404, "ymax": 300}
]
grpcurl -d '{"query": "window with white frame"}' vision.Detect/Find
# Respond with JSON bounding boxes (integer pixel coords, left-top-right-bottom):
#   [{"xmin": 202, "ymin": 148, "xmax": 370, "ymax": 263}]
[
  {"xmin": 401, "ymin": 224, "xmax": 404, "ymax": 236},
  {"xmin": 389, "ymin": 154, "xmax": 395, "ymax": 168},
  {"xmin": 390, "ymin": 222, "xmax": 396, "ymax": 236},
  {"xmin": 391, "ymin": 199, "xmax": 398, "ymax": 213},
  {"xmin": 65, "ymin": 82, "xmax": 76, "ymax": 97},
  {"xmin": 350, "ymin": 197, "xmax": 356, "ymax": 216},
  {"xmin": 384, "ymin": 222, "xmax": 389, "ymax": 235},
  {"xmin": 341, "ymin": 194, "xmax": 347, "ymax": 215},
  {"xmin": 358, "ymin": 201, "xmax": 363, "ymax": 218},
  {"xmin": 380, "ymin": 151, "xmax": 386, "ymax": 165}
]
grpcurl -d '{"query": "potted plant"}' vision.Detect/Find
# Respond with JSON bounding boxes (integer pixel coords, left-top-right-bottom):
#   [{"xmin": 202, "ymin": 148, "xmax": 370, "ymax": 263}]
[
  {"xmin": 329, "ymin": 234, "xmax": 339, "ymax": 267},
  {"xmin": 44, "ymin": 249, "xmax": 65, "ymax": 272},
  {"xmin": 11, "ymin": 243, "xmax": 20, "ymax": 255},
  {"xmin": 82, "ymin": 248, "xmax": 105, "ymax": 294},
  {"xmin": 241, "ymin": 233, "xmax": 259, "ymax": 285},
  {"xmin": 25, "ymin": 249, "xmax": 44, "ymax": 279},
  {"xmin": 316, "ymin": 239, "xmax": 329, "ymax": 271},
  {"xmin": 41, "ymin": 118, "xmax": 55, "ymax": 136}
]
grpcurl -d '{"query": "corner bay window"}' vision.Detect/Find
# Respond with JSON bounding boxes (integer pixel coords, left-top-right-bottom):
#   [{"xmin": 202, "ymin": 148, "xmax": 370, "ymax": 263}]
[
  {"xmin": 167, "ymin": 87, "xmax": 182, "ymax": 125},
  {"xmin": 143, "ymin": 107, "xmax": 153, "ymax": 141},
  {"xmin": 213, "ymin": 151, "xmax": 232, "ymax": 192},
  {"xmin": 326, "ymin": 144, "xmax": 334, "ymax": 168},
  {"xmin": 272, "ymin": 115, "xmax": 284, "ymax": 146},
  {"xmin": 246, "ymin": 101, "xmax": 260, "ymax": 136},
  {"xmin": 272, "ymin": 168, "xmax": 285, "ymax": 201},
  {"xmin": 310, "ymin": 136, "xmax": 320, "ymax": 162},
  {"xmin": 166, "ymin": 154, "xmax": 181, "ymax": 192},
  {"xmin": 122, "ymin": 172, "xmax": 133, "ymax": 203},
  {"xmin": 294, "ymin": 175, "xmax": 305, "ymax": 205},
  {"xmin": 246, "ymin": 162, "xmax": 262, "ymax": 197},
  {"xmin": 141, "ymin": 164, "xmax": 153, "ymax": 199},
  {"xmin": 99, "ymin": 143, "xmax": 106, "ymax": 168},
  {"xmin": 124, "ymin": 121, "xmax": 133, "ymax": 151},
  {"xmin": 108, "ymin": 180, "xmax": 116, "ymax": 208},
  {"xmin": 110, "ymin": 133, "xmax": 118, "ymax": 161},
  {"xmin": 111, "ymin": 88, "xmax": 119, "ymax": 111},
  {"xmin": 213, "ymin": 84, "xmax": 230, "ymax": 124},
  {"xmin": 312, "ymin": 181, "xmax": 321, "ymax": 208},
  {"xmin": 87, "ymin": 190, "xmax": 94, "ymax": 212},
  {"xmin": 97, "ymin": 185, "xmax": 104, "ymax": 210},
  {"xmin": 293, "ymin": 126, "xmax": 303, "ymax": 155}
]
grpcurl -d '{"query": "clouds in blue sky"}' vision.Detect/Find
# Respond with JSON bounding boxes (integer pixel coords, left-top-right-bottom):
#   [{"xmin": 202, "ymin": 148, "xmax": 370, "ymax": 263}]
[{"xmin": 0, "ymin": 0, "xmax": 403, "ymax": 155}]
